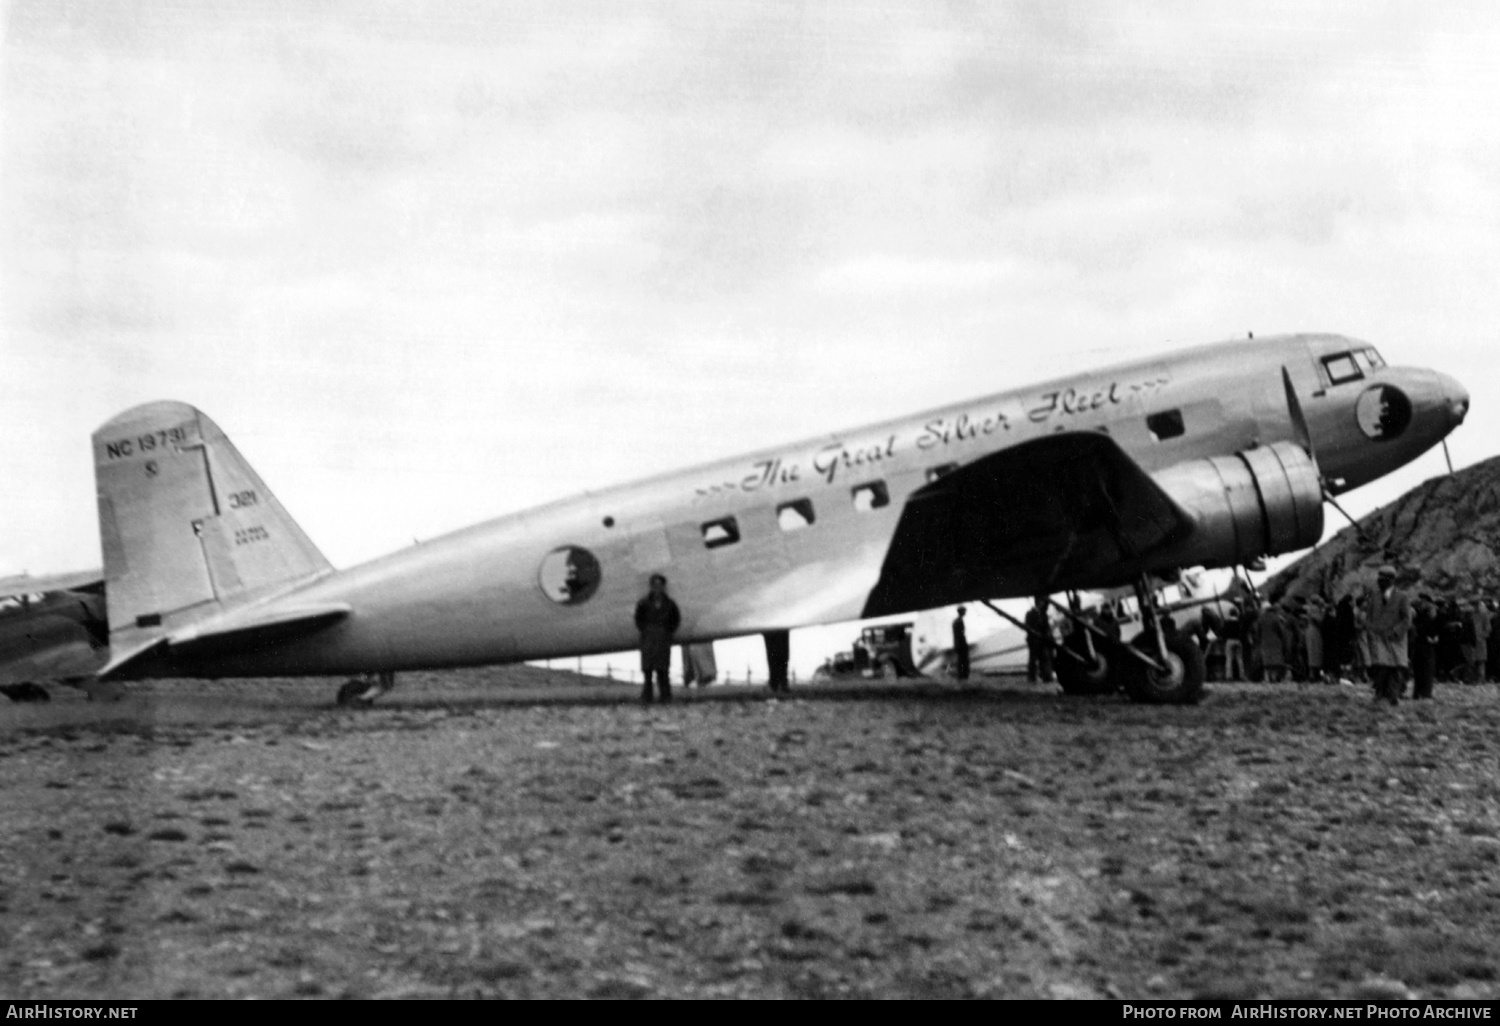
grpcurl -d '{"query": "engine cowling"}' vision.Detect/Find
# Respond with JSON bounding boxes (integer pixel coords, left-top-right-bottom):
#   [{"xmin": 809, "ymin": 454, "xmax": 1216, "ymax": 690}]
[{"xmin": 1152, "ymin": 440, "xmax": 1324, "ymax": 569}]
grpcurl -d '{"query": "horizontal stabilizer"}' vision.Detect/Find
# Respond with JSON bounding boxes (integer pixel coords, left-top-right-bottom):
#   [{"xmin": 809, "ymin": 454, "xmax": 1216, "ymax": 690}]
[
  {"xmin": 167, "ymin": 604, "xmax": 351, "ymax": 649},
  {"xmin": 96, "ymin": 604, "xmax": 350, "ymax": 679},
  {"xmin": 96, "ymin": 637, "xmax": 169, "ymax": 680}
]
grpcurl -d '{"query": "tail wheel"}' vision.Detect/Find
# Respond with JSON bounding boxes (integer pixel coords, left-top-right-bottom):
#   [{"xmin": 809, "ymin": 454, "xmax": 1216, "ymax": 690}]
[
  {"xmin": 1123, "ymin": 632, "xmax": 1205, "ymax": 705},
  {"xmin": 335, "ymin": 678, "xmax": 375, "ymax": 707},
  {"xmin": 1055, "ymin": 650, "xmax": 1112, "ymax": 695},
  {"xmin": 1, "ymin": 682, "xmax": 51, "ymax": 703}
]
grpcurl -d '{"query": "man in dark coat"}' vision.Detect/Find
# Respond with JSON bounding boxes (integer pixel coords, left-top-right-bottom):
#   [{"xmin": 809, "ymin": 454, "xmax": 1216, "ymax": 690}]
[
  {"xmin": 1487, "ymin": 598, "xmax": 1500, "ymax": 683},
  {"xmin": 1333, "ymin": 595, "xmax": 1357, "ymax": 679},
  {"xmin": 764, "ymin": 629, "xmax": 791, "ymax": 694},
  {"xmin": 1463, "ymin": 596, "xmax": 1492, "ymax": 684},
  {"xmin": 1255, "ymin": 602, "xmax": 1289, "ymax": 683},
  {"xmin": 1411, "ymin": 594, "xmax": 1439, "ymax": 700},
  {"xmin": 1438, "ymin": 599, "xmax": 1465, "ymax": 681},
  {"xmin": 635, "ymin": 574, "xmax": 681, "ymax": 704},
  {"xmin": 1367, "ymin": 566, "xmax": 1413, "ymax": 706},
  {"xmin": 1025, "ymin": 596, "xmax": 1053, "ymax": 683},
  {"xmin": 951, "ymin": 606, "xmax": 970, "ymax": 681}
]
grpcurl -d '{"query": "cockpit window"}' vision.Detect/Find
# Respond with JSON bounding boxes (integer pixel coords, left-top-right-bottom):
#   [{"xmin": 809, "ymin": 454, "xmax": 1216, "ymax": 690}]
[
  {"xmin": 1322, "ymin": 353, "xmax": 1363, "ymax": 385},
  {"xmin": 1355, "ymin": 348, "xmax": 1385, "ymax": 371}
]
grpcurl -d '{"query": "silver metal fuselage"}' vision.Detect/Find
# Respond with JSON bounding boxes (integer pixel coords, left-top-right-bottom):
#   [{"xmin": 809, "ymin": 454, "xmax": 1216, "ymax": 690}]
[{"xmin": 134, "ymin": 334, "xmax": 1468, "ymax": 678}]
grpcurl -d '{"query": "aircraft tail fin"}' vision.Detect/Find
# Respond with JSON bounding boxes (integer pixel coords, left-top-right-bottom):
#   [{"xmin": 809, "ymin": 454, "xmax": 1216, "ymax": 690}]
[{"xmin": 92, "ymin": 402, "xmax": 332, "ymax": 647}]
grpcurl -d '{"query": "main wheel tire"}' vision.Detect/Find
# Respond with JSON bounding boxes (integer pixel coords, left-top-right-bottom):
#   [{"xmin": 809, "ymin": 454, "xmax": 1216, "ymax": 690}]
[
  {"xmin": 1122, "ymin": 631, "xmax": 1206, "ymax": 705},
  {"xmin": 1055, "ymin": 649, "xmax": 1112, "ymax": 695}
]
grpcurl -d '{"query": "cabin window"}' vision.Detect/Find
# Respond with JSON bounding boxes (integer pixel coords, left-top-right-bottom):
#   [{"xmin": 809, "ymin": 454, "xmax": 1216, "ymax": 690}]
[
  {"xmin": 537, "ymin": 545, "xmax": 602, "ymax": 605},
  {"xmin": 925, "ymin": 463, "xmax": 958, "ymax": 483},
  {"xmin": 1322, "ymin": 353, "xmax": 1363, "ymax": 385},
  {"xmin": 851, "ymin": 481, "xmax": 890, "ymax": 511},
  {"xmin": 701, "ymin": 517, "xmax": 741, "ymax": 548},
  {"xmin": 777, "ymin": 499, "xmax": 815, "ymax": 531},
  {"xmin": 1146, "ymin": 409, "xmax": 1185, "ymax": 442}
]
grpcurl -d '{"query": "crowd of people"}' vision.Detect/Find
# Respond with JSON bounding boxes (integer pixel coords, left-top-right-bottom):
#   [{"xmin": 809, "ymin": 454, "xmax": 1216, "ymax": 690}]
[
  {"xmin": 1028, "ymin": 569, "xmax": 1498, "ymax": 705},
  {"xmin": 1187, "ymin": 574, "xmax": 1497, "ymax": 698}
]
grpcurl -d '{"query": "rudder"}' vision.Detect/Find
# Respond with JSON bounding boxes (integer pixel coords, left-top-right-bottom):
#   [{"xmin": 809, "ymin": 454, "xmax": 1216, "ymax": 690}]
[{"xmin": 93, "ymin": 402, "xmax": 332, "ymax": 645}]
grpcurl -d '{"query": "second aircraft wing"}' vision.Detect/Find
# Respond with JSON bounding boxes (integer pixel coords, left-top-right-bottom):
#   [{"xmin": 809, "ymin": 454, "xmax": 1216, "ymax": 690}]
[{"xmin": 862, "ymin": 432, "xmax": 1194, "ymax": 616}]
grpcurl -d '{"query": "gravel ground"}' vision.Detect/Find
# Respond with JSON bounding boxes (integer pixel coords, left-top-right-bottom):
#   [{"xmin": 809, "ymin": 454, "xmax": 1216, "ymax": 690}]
[{"xmin": 3, "ymin": 669, "xmax": 1499, "ymax": 1000}]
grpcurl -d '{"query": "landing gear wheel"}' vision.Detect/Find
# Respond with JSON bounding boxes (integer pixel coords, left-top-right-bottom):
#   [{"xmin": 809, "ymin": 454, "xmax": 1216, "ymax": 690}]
[
  {"xmin": 335, "ymin": 678, "xmax": 374, "ymax": 708},
  {"xmin": 878, "ymin": 659, "xmax": 899, "ymax": 681},
  {"xmin": 1122, "ymin": 631, "xmax": 1205, "ymax": 705},
  {"xmin": 1056, "ymin": 650, "xmax": 1112, "ymax": 695}
]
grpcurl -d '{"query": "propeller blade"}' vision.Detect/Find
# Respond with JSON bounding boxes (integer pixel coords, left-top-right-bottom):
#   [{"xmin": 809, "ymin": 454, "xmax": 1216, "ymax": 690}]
[
  {"xmin": 1283, "ymin": 365, "xmax": 1379, "ymax": 547},
  {"xmin": 1282, "ymin": 365, "xmax": 1315, "ymax": 462}
]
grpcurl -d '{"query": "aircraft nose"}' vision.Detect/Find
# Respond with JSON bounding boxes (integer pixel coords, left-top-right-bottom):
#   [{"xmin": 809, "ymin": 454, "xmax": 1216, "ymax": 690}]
[{"xmin": 1439, "ymin": 371, "xmax": 1470, "ymax": 428}]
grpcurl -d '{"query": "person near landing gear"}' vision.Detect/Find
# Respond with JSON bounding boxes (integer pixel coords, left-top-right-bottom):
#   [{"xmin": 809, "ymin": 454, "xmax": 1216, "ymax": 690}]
[
  {"xmin": 635, "ymin": 574, "xmax": 681, "ymax": 705},
  {"xmin": 1366, "ymin": 565, "xmax": 1413, "ymax": 706},
  {"xmin": 1025, "ymin": 596, "xmax": 1053, "ymax": 683},
  {"xmin": 951, "ymin": 606, "xmax": 970, "ymax": 681}
]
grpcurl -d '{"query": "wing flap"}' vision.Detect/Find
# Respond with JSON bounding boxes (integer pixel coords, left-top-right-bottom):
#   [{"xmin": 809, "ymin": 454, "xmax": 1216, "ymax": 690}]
[{"xmin": 863, "ymin": 432, "xmax": 1193, "ymax": 616}]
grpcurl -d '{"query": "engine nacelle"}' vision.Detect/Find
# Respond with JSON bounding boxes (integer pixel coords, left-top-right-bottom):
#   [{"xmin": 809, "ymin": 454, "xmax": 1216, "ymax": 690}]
[{"xmin": 1152, "ymin": 440, "xmax": 1324, "ymax": 569}]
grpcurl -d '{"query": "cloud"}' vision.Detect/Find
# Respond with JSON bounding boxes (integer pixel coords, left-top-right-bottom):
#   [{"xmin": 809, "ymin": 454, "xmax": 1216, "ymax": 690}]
[{"xmin": 815, "ymin": 253, "xmax": 1045, "ymax": 294}]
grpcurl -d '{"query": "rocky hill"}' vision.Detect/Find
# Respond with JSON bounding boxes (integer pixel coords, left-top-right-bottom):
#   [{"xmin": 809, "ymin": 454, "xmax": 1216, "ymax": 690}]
[{"xmin": 1269, "ymin": 454, "xmax": 1500, "ymax": 602}]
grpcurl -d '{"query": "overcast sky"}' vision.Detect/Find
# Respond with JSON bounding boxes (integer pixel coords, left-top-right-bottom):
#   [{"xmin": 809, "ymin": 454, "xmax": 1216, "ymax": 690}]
[{"xmin": 3, "ymin": 2, "xmax": 1498, "ymax": 674}]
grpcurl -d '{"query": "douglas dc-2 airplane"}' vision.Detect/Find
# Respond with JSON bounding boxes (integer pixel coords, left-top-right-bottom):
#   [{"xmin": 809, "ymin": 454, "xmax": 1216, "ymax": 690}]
[{"xmin": 36, "ymin": 333, "xmax": 1468, "ymax": 707}]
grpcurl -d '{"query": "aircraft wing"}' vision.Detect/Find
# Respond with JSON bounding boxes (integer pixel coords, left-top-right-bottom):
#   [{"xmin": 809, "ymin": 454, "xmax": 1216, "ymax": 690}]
[
  {"xmin": 0, "ymin": 569, "xmax": 104, "ymax": 598},
  {"xmin": 863, "ymin": 432, "xmax": 1194, "ymax": 616}
]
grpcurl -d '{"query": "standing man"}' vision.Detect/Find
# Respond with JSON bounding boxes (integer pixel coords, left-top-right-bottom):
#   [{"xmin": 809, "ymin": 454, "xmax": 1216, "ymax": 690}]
[
  {"xmin": 1486, "ymin": 598, "xmax": 1500, "ymax": 683},
  {"xmin": 635, "ymin": 574, "xmax": 681, "ymax": 705},
  {"xmin": 1463, "ymin": 595, "xmax": 1491, "ymax": 685},
  {"xmin": 951, "ymin": 606, "xmax": 970, "ymax": 681},
  {"xmin": 763, "ymin": 629, "xmax": 791, "ymax": 694},
  {"xmin": 1222, "ymin": 601, "xmax": 1245, "ymax": 681},
  {"xmin": 1303, "ymin": 597, "xmax": 1326, "ymax": 684},
  {"xmin": 1255, "ymin": 601, "xmax": 1288, "ymax": 683},
  {"xmin": 1367, "ymin": 565, "xmax": 1413, "ymax": 706},
  {"xmin": 1411, "ymin": 593, "xmax": 1439, "ymax": 700},
  {"xmin": 1025, "ymin": 595, "xmax": 1053, "ymax": 683}
]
